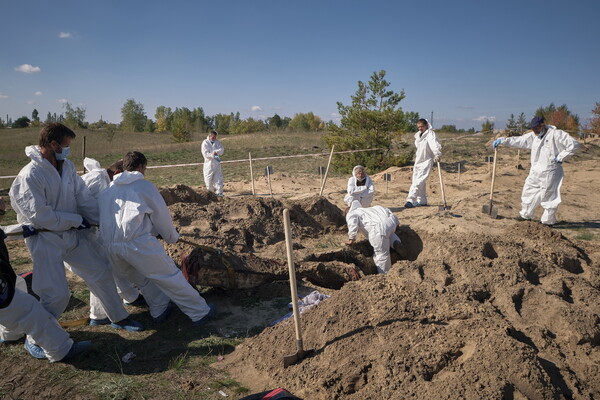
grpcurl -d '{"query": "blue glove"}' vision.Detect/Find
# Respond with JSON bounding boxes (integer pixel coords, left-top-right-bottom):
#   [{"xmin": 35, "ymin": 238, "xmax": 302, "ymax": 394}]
[
  {"xmin": 22, "ymin": 225, "xmax": 38, "ymax": 238},
  {"xmin": 77, "ymin": 217, "xmax": 91, "ymax": 230},
  {"xmin": 554, "ymin": 156, "xmax": 562, "ymax": 164},
  {"xmin": 492, "ymin": 138, "xmax": 504, "ymax": 149},
  {"xmin": 214, "ymin": 155, "xmax": 221, "ymax": 162}
]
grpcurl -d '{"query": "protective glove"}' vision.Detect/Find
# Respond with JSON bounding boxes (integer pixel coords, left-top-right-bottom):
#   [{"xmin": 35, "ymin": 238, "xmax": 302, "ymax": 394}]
[
  {"xmin": 22, "ymin": 225, "xmax": 38, "ymax": 238},
  {"xmin": 214, "ymin": 155, "xmax": 221, "ymax": 162},
  {"xmin": 433, "ymin": 156, "xmax": 441, "ymax": 163},
  {"xmin": 554, "ymin": 156, "xmax": 562, "ymax": 164},
  {"xmin": 492, "ymin": 138, "xmax": 504, "ymax": 149},
  {"xmin": 77, "ymin": 217, "xmax": 91, "ymax": 230}
]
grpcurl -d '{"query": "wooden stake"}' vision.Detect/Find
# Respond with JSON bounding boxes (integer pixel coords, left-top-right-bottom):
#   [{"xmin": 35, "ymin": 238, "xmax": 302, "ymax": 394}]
[
  {"xmin": 319, "ymin": 146, "xmax": 335, "ymax": 197},
  {"xmin": 267, "ymin": 167, "xmax": 273, "ymax": 197},
  {"xmin": 249, "ymin": 152, "xmax": 255, "ymax": 195},
  {"xmin": 458, "ymin": 162, "xmax": 461, "ymax": 184},
  {"xmin": 82, "ymin": 136, "xmax": 87, "ymax": 173}
]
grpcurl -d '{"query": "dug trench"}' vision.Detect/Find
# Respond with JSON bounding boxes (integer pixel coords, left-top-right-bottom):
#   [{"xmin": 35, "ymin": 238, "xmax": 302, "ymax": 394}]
[{"xmin": 160, "ymin": 185, "xmax": 600, "ymax": 399}]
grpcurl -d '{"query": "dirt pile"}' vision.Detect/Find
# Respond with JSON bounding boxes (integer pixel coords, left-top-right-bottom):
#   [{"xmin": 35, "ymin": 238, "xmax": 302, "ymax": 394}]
[{"xmin": 223, "ymin": 222, "xmax": 600, "ymax": 399}]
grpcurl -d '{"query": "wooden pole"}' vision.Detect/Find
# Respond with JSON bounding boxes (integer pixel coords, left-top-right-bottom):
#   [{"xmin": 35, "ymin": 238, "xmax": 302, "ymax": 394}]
[
  {"xmin": 458, "ymin": 162, "xmax": 461, "ymax": 184},
  {"xmin": 319, "ymin": 146, "xmax": 335, "ymax": 197},
  {"xmin": 82, "ymin": 136, "xmax": 87, "ymax": 173},
  {"xmin": 249, "ymin": 152, "xmax": 255, "ymax": 195},
  {"xmin": 516, "ymin": 149, "xmax": 520, "ymax": 169},
  {"xmin": 267, "ymin": 167, "xmax": 273, "ymax": 197},
  {"xmin": 283, "ymin": 209, "xmax": 304, "ymax": 362}
]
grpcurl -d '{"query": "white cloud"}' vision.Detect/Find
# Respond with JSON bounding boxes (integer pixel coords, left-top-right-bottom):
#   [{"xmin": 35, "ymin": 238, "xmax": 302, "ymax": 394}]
[
  {"xmin": 474, "ymin": 115, "xmax": 496, "ymax": 122},
  {"xmin": 251, "ymin": 105, "xmax": 263, "ymax": 112},
  {"xmin": 27, "ymin": 100, "xmax": 35, "ymax": 105},
  {"xmin": 59, "ymin": 32, "xmax": 72, "ymax": 39},
  {"xmin": 15, "ymin": 64, "xmax": 41, "ymax": 74},
  {"xmin": 35, "ymin": 91, "xmax": 43, "ymax": 96},
  {"xmin": 57, "ymin": 98, "xmax": 68, "ymax": 104},
  {"xmin": 0, "ymin": 93, "xmax": 8, "ymax": 99}
]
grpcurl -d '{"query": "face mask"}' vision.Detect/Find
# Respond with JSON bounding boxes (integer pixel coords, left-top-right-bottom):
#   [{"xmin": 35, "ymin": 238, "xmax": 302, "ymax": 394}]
[{"xmin": 55, "ymin": 146, "xmax": 71, "ymax": 161}]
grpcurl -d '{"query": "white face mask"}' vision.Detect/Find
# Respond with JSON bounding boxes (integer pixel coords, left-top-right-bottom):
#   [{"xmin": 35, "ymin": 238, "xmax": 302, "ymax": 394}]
[{"xmin": 55, "ymin": 146, "xmax": 71, "ymax": 160}]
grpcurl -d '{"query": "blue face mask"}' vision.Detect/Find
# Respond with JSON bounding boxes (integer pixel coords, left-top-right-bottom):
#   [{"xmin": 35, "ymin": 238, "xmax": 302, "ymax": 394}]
[{"xmin": 55, "ymin": 146, "xmax": 71, "ymax": 161}]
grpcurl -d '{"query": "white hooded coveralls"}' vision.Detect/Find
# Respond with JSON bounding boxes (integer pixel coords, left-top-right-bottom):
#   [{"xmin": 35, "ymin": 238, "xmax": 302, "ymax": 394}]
[
  {"xmin": 201, "ymin": 136, "xmax": 224, "ymax": 195},
  {"xmin": 346, "ymin": 201, "xmax": 400, "ymax": 274},
  {"xmin": 406, "ymin": 122, "xmax": 442, "ymax": 205},
  {"xmin": 343, "ymin": 166, "xmax": 375, "ymax": 207},
  {"xmin": 3, "ymin": 146, "xmax": 130, "ymax": 342},
  {"xmin": 78, "ymin": 158, "xmax": 144, "ymax": 317},
  {"xmin": 499, "ymin": 125, "xmax": 580, "ymax": 225},
  {"xmin": 98, "ymin": 171, "xmax": 210, "ymax": 321}
]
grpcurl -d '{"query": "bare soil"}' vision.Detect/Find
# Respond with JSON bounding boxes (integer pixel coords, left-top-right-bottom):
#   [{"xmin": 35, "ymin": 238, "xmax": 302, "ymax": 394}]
[{"xmin": 1, "ymin": 146, "xmax": 599, "ymax": 399}]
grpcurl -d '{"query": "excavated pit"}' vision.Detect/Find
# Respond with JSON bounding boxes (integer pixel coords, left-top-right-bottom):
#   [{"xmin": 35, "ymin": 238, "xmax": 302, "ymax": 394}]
[{"xmin": 159, "ymin": 185, "xmax": 600, "ymax": 399}]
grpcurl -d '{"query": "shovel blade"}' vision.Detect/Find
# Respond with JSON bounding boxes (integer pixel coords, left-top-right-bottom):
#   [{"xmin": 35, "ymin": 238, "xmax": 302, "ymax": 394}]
[
  {"xmin": 283, "ymin": 353, "xmax": 299, "ymax": 368},
  {"xmin": 438, "ymin": 204, "xmax": 451, "ymax": 211},
  {"xmin": 482, "ymin": 204, "xmax": 498, "ymax": 219}
]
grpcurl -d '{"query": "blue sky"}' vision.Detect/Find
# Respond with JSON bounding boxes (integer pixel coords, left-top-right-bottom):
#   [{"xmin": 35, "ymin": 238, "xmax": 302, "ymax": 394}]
[{"xmin": 1, "ymin": 0, "xmax": 599, "ymax": 130}]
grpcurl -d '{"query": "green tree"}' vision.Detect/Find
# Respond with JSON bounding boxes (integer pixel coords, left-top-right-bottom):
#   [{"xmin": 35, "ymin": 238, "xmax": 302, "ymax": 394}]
[
  {"xmin": 439, "ymin": 124, "xmax": 458, "ymax": 133},
  {"xmin": 171, "ymin": 107, "xmax": 192, "ymax": 142},
  {"xmin": 191, "ymin": 107, "xmax": 208, "ymax": 133},
  {"xmin": 481, "ymin": 119, "xmax": 495, "ymax": 133},
  {"xmin": 516, "ymin": 112, "xmax": 527, "ymax": 133},
  {"xmin": 144, "ymin": 119, "xmax": 155, "ymax": 132},
  {"xmin": 288, "ymin": 112, "xmax": 323, "ymax": 131},
  {"xmin": 155, "ymin": 106, "xmax": 173, "ymax": 132},
  {"xmin": 31, "ymin": 108, "xmax": 39, "ymax": 122},
  {"xmin": 213, "ymin": 113, "xmax": 233, "ymax": 135},
  {"xmin": 120, "ymin": 99, "xmax": 147, "ymax": 132},
  {"xmin": 323, "ymin": 70, "xmax": 414, "ymax": 172},
  {"xmin": 267, "ymin": 114, "xmax": 283, "ymax": 130},
  {"xmin": 505, "ymin": 114, "xmax": 518, "ymax": 135},
  {"xmin": 63, "ymin": 102, "xmax": 87, "ymax": 128},
  {"xmin": 589, "ymin": 102, "xmax": 600, "ymax": 133},
  {"xmin": 12, "ymin": 116, "xmax": 31, "ymax": 128},
  {"xmin": 230, "ymin": 117, "xmax": 266, "ymax": 134}
]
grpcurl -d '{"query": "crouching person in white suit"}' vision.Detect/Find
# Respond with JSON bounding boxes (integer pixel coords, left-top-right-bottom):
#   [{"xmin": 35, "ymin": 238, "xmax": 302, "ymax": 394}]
[{"xmin": 344, "ymin": 201, "xmax": 402, "ymax": 274}]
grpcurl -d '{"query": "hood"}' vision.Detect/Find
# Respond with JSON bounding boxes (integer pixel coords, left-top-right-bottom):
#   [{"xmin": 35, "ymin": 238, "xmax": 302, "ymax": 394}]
[
  {"xmin": 352, "ymin": 165, "xmax": 367, "ymax": 179},
  {"xmin": 83, "ymin": 157, "xmax": 102, "ymax": 172},
  {"xmin": 25, "ymin": 145, "xmax": 45, "ymax": 164},
  {"xmin": 113, "ymin": 170, "xmax": 145, "ymax": 185}
]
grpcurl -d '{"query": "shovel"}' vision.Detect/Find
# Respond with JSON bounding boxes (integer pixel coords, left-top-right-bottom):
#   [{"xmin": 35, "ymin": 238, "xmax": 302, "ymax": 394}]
[
  {"xmin": 482, "ymin": 148, "xmax": 499, "ymax": 218},
  {"xmin": 436, "ymin": 161, "xmax": 450, "ymax": 211},
  {"xmin": 282, "ymin": 209, "xmax": 311, "ymax": 367}
]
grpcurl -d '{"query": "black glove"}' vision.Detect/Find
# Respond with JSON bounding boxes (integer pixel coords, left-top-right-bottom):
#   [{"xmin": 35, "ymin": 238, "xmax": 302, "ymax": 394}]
[
  {"xmin": 77, "ymin": 218, "xmax": 91, "ymax": 230},
  {"xmin": 22, "ymin": 225, "xmax": 38, "ymax": 238}
]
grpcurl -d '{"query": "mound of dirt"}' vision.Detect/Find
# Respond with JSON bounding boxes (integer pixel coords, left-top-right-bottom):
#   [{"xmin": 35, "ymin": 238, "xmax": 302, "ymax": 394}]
[
  {"xmin": 159, "ymin": 184, "xmax": 218, "ymax": 206},
  {"xmin": 222, "ymin": 221, "xmax": 600, "ymax": 399}
]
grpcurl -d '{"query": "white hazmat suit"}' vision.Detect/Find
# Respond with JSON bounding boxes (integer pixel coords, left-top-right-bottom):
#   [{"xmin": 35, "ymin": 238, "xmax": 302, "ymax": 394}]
[
  {"xmin": 346, "ymin": 201, "xmax": 401, "ymax": 274},
  {"xmin": 201, "ymin": 135, "xmax": 224, "ymax": 195},
  {"xmin": 343, "ymin": 166, "xmax": 375, "ymax": 207},
  {"xmin": 406, "ymin": 121, "xmax": 442, "ymax": 206},
  {"xmin": 496, "ymin": 125, "xmax": 580, "ymax": 225},
  {"xmin": 98, "ymin": 170, "xmax": 211, "ymax": 322},
  {"xmin": 3, "ymin": 146, "xmax": 132, "ymax": 341},
  {"xmin": 76, "ymin": 158, "xmax": 144, "ymax": 318}
]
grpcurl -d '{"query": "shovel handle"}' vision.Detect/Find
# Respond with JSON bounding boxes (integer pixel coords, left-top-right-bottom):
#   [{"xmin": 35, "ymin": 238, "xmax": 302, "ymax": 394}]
[
  {"xmin": 283, "ymin": 209, "xmax": 304, "ymax": 354},
  {"xmin": 436, "ymin": 161, "xmax": 447, "ymax": 207},
  {"xmin": 489, "ymin": 148, "xmax": 498, "ymax": 202}
]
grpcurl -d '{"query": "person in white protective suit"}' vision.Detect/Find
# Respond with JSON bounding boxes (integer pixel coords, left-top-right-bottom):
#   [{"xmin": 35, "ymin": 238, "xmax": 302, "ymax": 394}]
[
  {"xmin": 344, "ymin": 201, "xmax": 403, "ymax": 274},
  {"xmin": 4, "ymin": 123, "xmax": 143, "ymax": 348},
  {"xmin": 405, "ymin": 118, "xmax": 442, "ymax": 208},
  {"xmin": 493, "ymin": 116, "xmax": 581, "ymax": 225},
  {"xmin": 98, "ymin": 151, "xmax": 214, "ymax": 325},
  {"xmin": 201, "ymin": 130, "xmax": 225, "ymax": 196},
  {"xmin": 69, "ymin": 158, "xmax": 150, "ymax": 325},
  {"xmin": 0, "ymin": 197, "xmax": 91, "ymax": 361},
  {"xmin": 343, "ymin": 165, "xmax": 375, "ymax": 209}
]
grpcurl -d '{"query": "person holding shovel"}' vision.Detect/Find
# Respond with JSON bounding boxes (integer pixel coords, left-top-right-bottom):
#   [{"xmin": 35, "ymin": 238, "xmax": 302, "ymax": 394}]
[
  {"xmin": 405, "ymin": 119, "xmax": 442, "ymax": 208},
  {"xmin": 201, "ymin": 130, "xmax": 225, "ymax": 197},
  {"xmin": 98, "ymin": 151, "xmax": 214, "ymax": 326},
  {"xmin": 5, "ymin": 123, "xmax": 144, "ymax": 341},
  {"xmin": 493, "ymin": 116, "xmax": 580, "ymax": 225},
  {"xmin": 344, "ymin": 201, "xmax": 402, "ymax": 274},
  {"xmin": 344, "ymin": 165, "xmax": 375, "ymax": 210}
]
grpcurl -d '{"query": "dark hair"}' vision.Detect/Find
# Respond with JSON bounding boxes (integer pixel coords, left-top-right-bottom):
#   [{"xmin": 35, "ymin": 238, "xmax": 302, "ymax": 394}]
[
  {"xmin": 123, "ymin": 151, "xmax": 147, "ymax": 171},
  {"xmin": 38, "ymin": 123, "xmax": 76, "ymax": 148},
  {"xmin": 106, "ymin": 159, "xmax": 124, "ymax": 180},
  {"xmin": 417, "ymin": 118, "xmax": 428, "ymax": 125},
  {"xmin": 210, "ymin": 130, "xmax": 218, "ymax": 136}
]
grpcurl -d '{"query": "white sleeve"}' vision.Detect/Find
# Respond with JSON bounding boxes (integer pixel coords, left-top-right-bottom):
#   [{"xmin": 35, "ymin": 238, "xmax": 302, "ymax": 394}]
[
  {"xmin": 555, "ymin": 131, "xmax": 580, "ymax": 162},
  {"xmin": 503, "ymin": 132, "xmax": 534, "ymax": 149},
  {"xmin": 215, "ymin": 140, "xmax": 224, "ymax": 156},
  {"xmin": 201, "ymin": 140, "xmax": 213, "ymax": 160},
  {"xmin": 428, "ymin": 131, "xmax": 442, "ymax": 158},
  {"xmin": 145, "ymin": 183, "xmax": 179, "ymax": 244}
]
